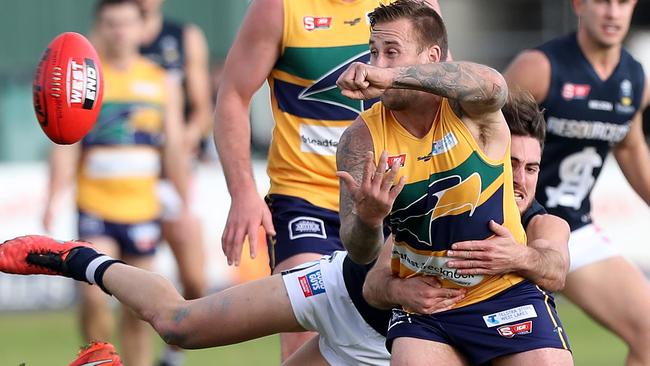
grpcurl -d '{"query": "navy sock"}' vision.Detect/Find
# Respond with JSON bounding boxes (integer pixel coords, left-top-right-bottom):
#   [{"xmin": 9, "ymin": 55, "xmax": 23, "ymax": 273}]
[{"xmin": 65, "ymin": 247, "xmax": 123, "ymax": 295}]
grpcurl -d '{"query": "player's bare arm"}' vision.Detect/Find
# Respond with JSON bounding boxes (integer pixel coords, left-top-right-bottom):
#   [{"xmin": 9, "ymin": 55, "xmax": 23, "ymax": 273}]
[
  {"xmin": 446, "ymin": 215, "xmax": 570, "ymax": 292},
  {"xmin": 338, "ymin": 61, "xmax": 507, "ymax": 117},
  {"xmin": 163, "ymin": 75, "xmax": 190, "ymax": 208},
  {"xmin": 363, "ymin": 238, "xmax": 465, "ymax": 314},
  {"xmin": 183, "ymin": 24, "xmax": 212, "ymax": 150},
  {"xmin": 213, "ymin": 0, "xmax": 282, "ymax": 265},
  {"xmin": 336, "ymin": 119, "xmax": 405, "ymax": 264},
  {"xmin": 43, "ymin": 144, "xmax": 80, "ymax": 231},
  {"xmin": 612, "ymin": 78, "xmax": 650, "ymax": 205},
  {"xmin": 503, "ymin": 50, "xmax": 551, "ymax": 103}
]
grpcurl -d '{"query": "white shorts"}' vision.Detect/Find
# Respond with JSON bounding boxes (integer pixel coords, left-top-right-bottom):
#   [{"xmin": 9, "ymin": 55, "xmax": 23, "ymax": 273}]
[
  {"xmin": 282, "ymin": 251, "xmax": 390, "ymax": 366},
  {"xmin": 569, "ymin": 224, "xmax": 619, "ymax": 272},
  {"xmin": 157, "ymin": 179, "xmax": 199, "ymax": 221}
]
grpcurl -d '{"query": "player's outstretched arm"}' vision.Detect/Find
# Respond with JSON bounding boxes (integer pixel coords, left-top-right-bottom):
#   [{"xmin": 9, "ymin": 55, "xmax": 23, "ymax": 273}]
[
  {"xmin": 0, "ymin": 236, "xmax": 303, "ymax": 349},
  {"xmin": 613, "ymin": 78, "xmax": 650, "ymax": 206},
  {"xmin": 446, "ymin": 216, "xmax": 570, "ymax": 292},
  {"xmin": 213, "ymin": 0, "xmax": 282, "ymax": 265},
  {"xmin": 162, "ymin": 75, "xmax": 190, "ymax": 209},
  {"xmin": 182, "ymin": 23, "xmax": 212, "ymax": 150},
  {"xmin": 336, "ymin": 119, "xmax": 405, "ymax": 264},
  {"xmin": 363, "ymin": 238, "xmax": 465, "ymax": 314},
  {"xmin": 43, "ymin": 144, "xmax": 80, "ymax": 231},
  {"xmin": 337, "ymin": 61, "xmax": 507, "ymax": 117}
]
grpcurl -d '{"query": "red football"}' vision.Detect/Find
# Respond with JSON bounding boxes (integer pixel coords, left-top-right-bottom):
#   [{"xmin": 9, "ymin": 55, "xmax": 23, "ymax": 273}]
[{"xmin": 32, "ymin": 32, "xmax": 103, "ymax": 144}]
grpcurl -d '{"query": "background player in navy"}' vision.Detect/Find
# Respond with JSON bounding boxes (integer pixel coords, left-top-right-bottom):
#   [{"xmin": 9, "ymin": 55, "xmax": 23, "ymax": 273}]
[
  {"xmin": 137, "ymin": 1, "xmax": 212, "ymax": 364},
  {"xmin": 505, "ymin": 0, "xmax": 650, "ymax": 365}
]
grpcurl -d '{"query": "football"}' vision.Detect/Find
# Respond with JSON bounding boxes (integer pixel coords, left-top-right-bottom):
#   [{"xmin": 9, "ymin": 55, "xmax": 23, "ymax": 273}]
[{"xmin": 32, "ymin": 32, "xmax": 103, "ymax": 144}]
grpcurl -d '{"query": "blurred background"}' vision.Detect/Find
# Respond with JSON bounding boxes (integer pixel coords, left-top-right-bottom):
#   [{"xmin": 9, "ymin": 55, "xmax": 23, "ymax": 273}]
[{"xmin": 0, "ymin": 0, "xmax": 649, "ymax": 364}]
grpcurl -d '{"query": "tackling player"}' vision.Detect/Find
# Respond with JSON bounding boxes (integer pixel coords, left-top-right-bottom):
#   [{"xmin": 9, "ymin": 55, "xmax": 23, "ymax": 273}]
[{"xmin": 504, "ymin": 1, "xmax": 650, "ymax": 364}]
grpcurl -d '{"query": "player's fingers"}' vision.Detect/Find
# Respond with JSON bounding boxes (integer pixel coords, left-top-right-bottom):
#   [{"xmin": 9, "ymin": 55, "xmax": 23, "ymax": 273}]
[
  {"xmin": 381, "ymin": 158, "xmax": 401, "ymax": 192},
  {"xmin": 247, "ymin": 224, "xmax": 259, "ymax": 260},
  {"xmin": 340, "ymin": 89, "xmax": 364, "ymax": 100},
  {"xmin": 353, "ymin": 64, "xmax": 370, "ymax": 89},
  {"xmin": 361, "ymin": 151, "xmax": 376, "ymax": 189},
  {"xmin": 419, "ymin": 276, "xmax": 442, "ymax": 288},
  {"xmin": 228, "ymin": 225, "xmax": 248, "ymax": 266},
  {"xmin": 489, "ymin": 220, "xmax": 512, "ymax": 238},
  {"xmin": 336, "ymin": 171, "xmax": 360, "ymax": 194},
  {"xmin": 261, "ymin": 209, "xmax": 275, "ymax": 237},
  {"xmin": 388, "ymin": 175, "xmax": 406, "ymax": 202}
]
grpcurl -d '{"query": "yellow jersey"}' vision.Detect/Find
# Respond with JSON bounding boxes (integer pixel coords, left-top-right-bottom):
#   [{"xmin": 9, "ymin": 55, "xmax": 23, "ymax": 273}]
[
  {"xmin": 267, "ymin": 0, "xmax": 389, "ymax": 211},
  {"xmin": 360, "ymin": 99, "xmax": 527, "ymax": 308},
  {"xmin": 76, "ymin": 57, "xmax": 167, "ymax": 223}
]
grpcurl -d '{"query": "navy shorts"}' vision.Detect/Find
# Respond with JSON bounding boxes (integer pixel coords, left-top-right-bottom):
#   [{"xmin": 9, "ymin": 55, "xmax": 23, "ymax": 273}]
[
  {"xmin": 265, "ymin": 194, "xmax": 344, "ymax": 269},
  {"xmin": 386, "ymin": 280, "xmax": 571, "ymax": 365},
  {"xmin": 77, "ymin": 210, "xmax": 161, "ymax": 256}
]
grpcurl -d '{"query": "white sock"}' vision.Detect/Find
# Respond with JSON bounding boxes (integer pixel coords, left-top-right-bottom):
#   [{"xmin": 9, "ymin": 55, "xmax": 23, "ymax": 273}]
[{"xmin": 162, "ymin": 347, "xmax": 185, "ymax": 366}]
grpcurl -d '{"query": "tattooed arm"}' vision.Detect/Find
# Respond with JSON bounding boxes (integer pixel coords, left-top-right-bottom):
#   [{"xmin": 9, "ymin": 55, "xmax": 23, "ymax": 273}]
[
  {"xmin": 337, "ymin": 61, "xmax": 507, "ymax": 119},
  {"xmin": 393, "ymin": 62, "xmax": 508, "ymax": 118},
  {"xmin": 336, "ymin": 118, "xmax": 405, "ymax": 264}
]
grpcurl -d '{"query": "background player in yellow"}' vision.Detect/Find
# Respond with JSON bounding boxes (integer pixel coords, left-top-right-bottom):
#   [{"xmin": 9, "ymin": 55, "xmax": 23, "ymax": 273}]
[
  {"xmin": 504, "ymin": 0, "xmax": 650, "ymax": 364},
  {"xmin": 336, "ymin": 1, "xmax": 572, "ymax": 364},
  {"xmin": 213, "ymin": 0, "xmax": 442, "ymax": 358},
  {"xmin": 42, "ymin": 1, "xmax": 187, "ymax": 365}
]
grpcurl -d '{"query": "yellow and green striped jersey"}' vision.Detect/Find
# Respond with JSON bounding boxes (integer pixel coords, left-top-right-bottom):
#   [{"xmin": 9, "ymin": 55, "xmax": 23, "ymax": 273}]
[
  {"xmin": 361, "ymin": 99, "xmax": 527, "ymax": 308},
  {"xmin": 267, "ymin": 0, "xmax": 389, "ymax": 211},
  {"xmin": 77, "ymin": 57, "xmax": 167, "ymax": 223}
]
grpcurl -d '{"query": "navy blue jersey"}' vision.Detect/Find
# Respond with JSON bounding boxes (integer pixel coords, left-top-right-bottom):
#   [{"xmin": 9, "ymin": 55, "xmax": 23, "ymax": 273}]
[
  {"xmin": 536, "ymin": 33, "xmax": 645, "ymax": 231},
  {"xmin": 140, "ymin": 19, "xmax": 185, "ymax": 80}
]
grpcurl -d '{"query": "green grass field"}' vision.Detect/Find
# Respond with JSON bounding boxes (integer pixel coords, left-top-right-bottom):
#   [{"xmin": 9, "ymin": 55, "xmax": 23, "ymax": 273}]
[{"xmin": 0, "ymin": 298, "xmax": 626, "ymax": 365}]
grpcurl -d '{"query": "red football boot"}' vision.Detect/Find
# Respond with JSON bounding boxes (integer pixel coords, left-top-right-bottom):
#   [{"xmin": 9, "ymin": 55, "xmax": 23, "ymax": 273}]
[
  {"xmin": 0, "ymin": 235, "xmax": 91, "ymax": 276},
  {"xmin": 69, "ymin": 341, "xmax": 123, "ymax": 366}
]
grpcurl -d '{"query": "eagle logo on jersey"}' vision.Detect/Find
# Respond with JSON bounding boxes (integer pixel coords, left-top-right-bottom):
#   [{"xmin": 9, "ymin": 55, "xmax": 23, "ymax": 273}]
[
  {"xmin": 298, "ymin": 50, "xmax": 377, "ymax": 114},
  {"xmin": 390, "ymin": 173, "xmax": 482, "ymax": 247}
]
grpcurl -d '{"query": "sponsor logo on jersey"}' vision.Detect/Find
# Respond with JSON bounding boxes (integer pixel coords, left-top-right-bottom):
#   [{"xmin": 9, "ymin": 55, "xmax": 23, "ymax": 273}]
[
  {"xmin": 417, "ymin": 132, "xmax": 458, "ymax": 161},
  {"xmin": 344, "ymin": 17, "xmax": 361, "ymax": 26},
  {"xmin": 392, "ymin": 245, "xmax": 483, "ymax": 286},
  {"xmin": 497, "ymin": 320, "xmax": 533, "ymax": 338},
  {"xmin": 299, "ymin": 124, "xmax": 346, "ymax": 156},
  {"xmin": 561, "ymin": 83, "xmax": 590, "ymax": 101},
  {"xmin": 303, "ymin": 16, "xmax": 332, "ymax": 31},
  {"xmin": 483, "ymin": 304, "xmax": 538, "ymax": 328},
  {"xmin": 68, "ymin": 58, "xmax": 99, "ymax": 110},
  {"xmin": 387, "ymin": 154, "xmax": 407, "ymax": 169},
  {"xmin": 587, "ymin": 100, "xmax": 613, "ymax": 111},
  {"xmin": 616, "ymin": 79, "xmax": 636, "ymax": 114},
  {"xmin": 546, "ymin": 116, "xmax": 630, "ymax": 143},
  {"xmin": 298, "ymin": 269, "xmax": 325, "ymax": 297},
  {"xmin": 289, "ymin": 216, "xmax": 327, "ymax": 240}
]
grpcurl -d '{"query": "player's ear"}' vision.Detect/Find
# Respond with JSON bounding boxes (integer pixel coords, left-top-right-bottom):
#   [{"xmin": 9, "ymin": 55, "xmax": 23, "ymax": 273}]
[{"xmin": 427, "ymin": 45, "xmax": 442, "ymax": 63}]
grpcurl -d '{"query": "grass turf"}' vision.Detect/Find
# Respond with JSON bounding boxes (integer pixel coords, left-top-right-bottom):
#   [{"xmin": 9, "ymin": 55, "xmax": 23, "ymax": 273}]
[{"xmin": 0, "ymin": 298, "xmax": 626, "ymax": 365}]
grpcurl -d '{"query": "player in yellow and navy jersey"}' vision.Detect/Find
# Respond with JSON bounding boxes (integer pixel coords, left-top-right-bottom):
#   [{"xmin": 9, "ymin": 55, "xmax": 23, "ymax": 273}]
[
  {"xmin": 336, "ymin": 1, "xmax": 572, "ymax": 364},
  {"xmin": 213, "ymin": 0, "xmax": 442, "ymax": 358},
  {"xmin": 42, "ymin": 1, "xmax": 187, "ymax": 366}
]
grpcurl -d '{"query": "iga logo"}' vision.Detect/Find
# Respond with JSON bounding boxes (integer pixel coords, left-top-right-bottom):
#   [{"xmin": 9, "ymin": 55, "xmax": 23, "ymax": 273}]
[
  {"xmin": 497, "ymin": 321, "xmax": 533, "ymax": 338},
  {"xmin": 303, "ymin": 16, "xmax": 332, "ymax": 31},
  {"xmin": 298, "ymin": 269, "xmax": 325, "ymax": 297},
  {"xmin": 67, "ymin": 58, "xmax": 99, "ymax": 110}
]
